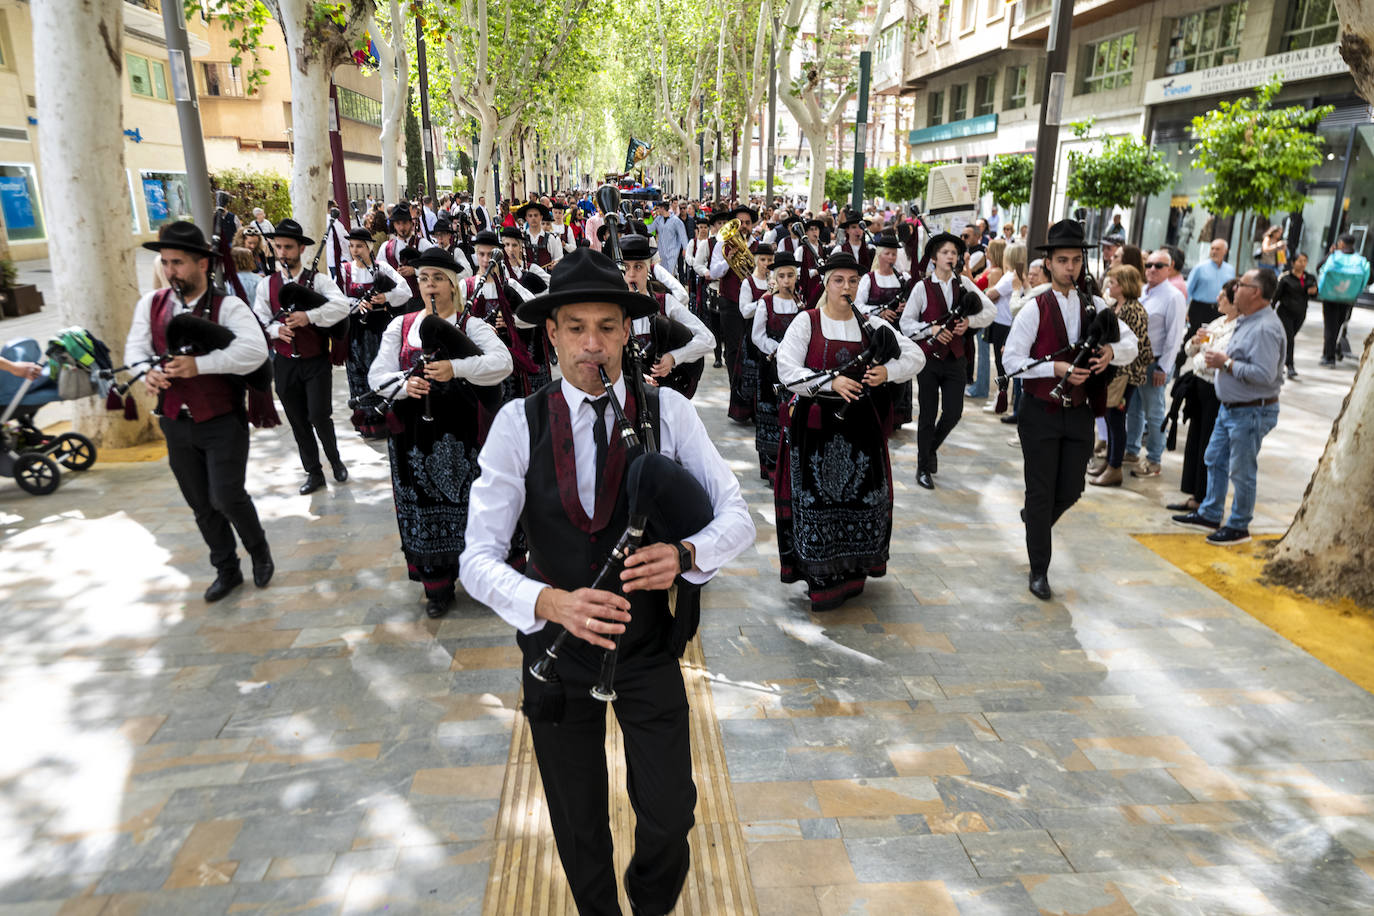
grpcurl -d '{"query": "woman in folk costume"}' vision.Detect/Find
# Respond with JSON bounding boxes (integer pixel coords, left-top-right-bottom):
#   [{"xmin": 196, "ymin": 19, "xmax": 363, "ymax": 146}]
[
  {"xmin": 368, "ymin": 247, "xmax": 513, "ymax": 618},
  {"xmin": 464, "ymin": 229, "xmax": 549, "ymax": 404},
  {"xmin": 855, "ymin": 231, "xmax": 915, "ymax": 432},
  {"xmin": 773, "ymin": 252, "xmax": 923, "ymax": 611},
  {"xmin": 341, "ymin": 227, "xmax": 413, "ymax": 438},
  {"xmin": 751, "ymin": 249, "xmax": 804, "ymax": 485}
]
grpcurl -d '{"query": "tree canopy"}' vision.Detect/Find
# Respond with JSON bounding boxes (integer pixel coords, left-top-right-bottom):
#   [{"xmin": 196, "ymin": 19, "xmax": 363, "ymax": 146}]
[
  {"xmin": 1065, "ymin": 120, "xmax": 1179, "ymax": 211},
  {"xmin": 981, "ymin": 154, "xmax": 1033, "ymax": 209}
]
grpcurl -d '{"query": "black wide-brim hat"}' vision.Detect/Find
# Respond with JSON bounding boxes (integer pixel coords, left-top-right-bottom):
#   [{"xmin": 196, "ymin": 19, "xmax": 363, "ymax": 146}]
[
  {"xmin": 432, "ymin": 217, "xmax": 453, "ymax": 235},
  {"xmin": 771, "ymin": 251, "xmax": 799, "ymax": 270},
  {"xmin": 515, "ymin": 247, "xmax": 658, "ymax": 325},
  {"xmin": 264, "ymin": 217, "xmax": 314, "ymax": 246},
  {"xmin": 821, "ymin": 251, "xmax": 864, "ymax": 276},
  {"xmin": 755, "ymin": 242, "xmax": 776, "ymax": 257},
  {"xmin": 838, "ymin": 215, "xmax": 865, "ymax": 229},
  {"xmin": 516, "ymin": 201, "xmax": 553, "ymax": 221},
  {"xmin": 345, "ymin": 227, "xmax": 374, "ymax": 244},
  {"xmin": 473, "ymin": 229, "xmax": 500, "ymax": 247},
  {"xmin": 708, "ymin": 209, "xmax": 731, "ymax": 225},
  {"xmin": 922, "ymin": 231, "xmax": 966, "ymax": 262},
  {"xmin": 1037, "ymin": 219, "xmax": 1097, "ymax": 253},
  {"xmin": 619, "ymin": 234, "xmax": 653, "ymax": 260},
  {"xmin": 142, "ymin": 220, "xmax": 215, "ymax": 257},
  {"xmin": 499, "ymin": 227, "xmax": 524, "ymax": 242},
  {"xmin": 389, "ymin": 202, "xmax": 414, "ymax": 223},
  {"xmin": 412, "ymin": 247, "xmax": 463, "ymax": 275},
  {"xmin": 872, "ymin": 232, "xmax": 901, "ymax": 249},
  {"xmin": 805, "ymin": 219, "xmax": 825, "ymax": 230},
  {"xmin": 732, "ymin": 205, "xmax": 759, "ymax": 222}
]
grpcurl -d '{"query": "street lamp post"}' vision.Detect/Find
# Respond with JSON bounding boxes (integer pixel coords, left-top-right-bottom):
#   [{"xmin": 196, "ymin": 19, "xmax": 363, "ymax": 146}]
[
  {"xmin": 158, "ymin": 0, "xmax": 213, "ymax": 235},
  {"xmin": 1026, "ymin": 0, "xmax": 1075, "ymax": 251}
]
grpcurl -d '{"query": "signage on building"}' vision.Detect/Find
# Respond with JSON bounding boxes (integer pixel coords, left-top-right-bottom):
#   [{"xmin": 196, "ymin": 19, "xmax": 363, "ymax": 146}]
[
  {"xmin": 909, "ymin": 113, "xmax": 998, "ymax": 146},
  {"xmin": 1143, "ymin": 42, "xmax": 1348, "ymax": 106}
]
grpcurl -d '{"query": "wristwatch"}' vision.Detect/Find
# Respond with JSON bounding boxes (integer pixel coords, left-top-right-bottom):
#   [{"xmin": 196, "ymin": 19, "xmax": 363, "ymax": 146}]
[
  {"xmin": 672, "ymin": 541, "xmax": 693, "ymax": 576},
  {"xmin": 1224, "ymin": 358, "xmax": 1234, "ymax": 373}
]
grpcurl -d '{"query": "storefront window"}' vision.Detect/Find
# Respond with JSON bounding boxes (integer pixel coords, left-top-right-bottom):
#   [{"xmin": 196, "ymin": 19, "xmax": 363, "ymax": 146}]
[
  {"xmin": 1284, "ymin": 0, "xmax": 1339, "ymax": 51},
  {"xmin": 0, "ymin": 163, "xmax": 45, "ymax": 242},
  {"xmin": 140, "ymin": 170, "xmax": 193, "ymax": 231},
  {"xmin": 1138, "ymin": 139, "xmax": 1222, "ymax": 265}
]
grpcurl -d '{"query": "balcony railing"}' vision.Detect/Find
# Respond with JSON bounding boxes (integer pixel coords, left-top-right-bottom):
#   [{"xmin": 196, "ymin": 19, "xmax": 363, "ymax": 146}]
[{"xmin": 200, "ymin": 62, "xmax": 249, "ymax": 98}]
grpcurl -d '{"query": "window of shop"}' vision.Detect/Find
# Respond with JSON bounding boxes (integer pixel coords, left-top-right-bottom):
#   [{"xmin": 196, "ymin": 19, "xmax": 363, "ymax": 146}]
[
  {"xmin": 0, "ymin": 163, "xmax": 45, "ymax": 242},
  {"xmin": 1283, "ymin": 0, "xmax": 1339, "ymax": 50},
  {"xmin": 1165, "ymin": 1, "xmax": 1247, "ymax": 75},
  {"xmin": 1005, "ymin": 64, "xmax": 1028, "ymax": 110},
  {"xmin": 928, "ymin": 89, "xmax": 945, "ymax": 127},
  {"xmin": 127, "ymin": 52, "xmax": 170, "ymax": 101},
  {"xmin": 1080, "ymin": 32, "xmax": 1135, "ymax": 94},
  {"xmin": 975, "ymin": 74, "xmax": 997, "ymax": 117},
  {"xmin": 337, "ymin": 87, "xmax": 382, "ymax": 126},
  {"xmin": 951, "ymin": 84, "xmax": 969, "ymax": 121},
  {"xmin": 140, "ymin": 170, "xmax": 193, "ymax": 231}
]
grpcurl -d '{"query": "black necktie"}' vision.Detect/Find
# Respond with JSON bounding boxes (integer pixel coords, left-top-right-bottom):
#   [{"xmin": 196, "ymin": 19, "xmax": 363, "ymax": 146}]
[{"xmin": 590, "ymin": 396, "xmax": 610, "ymax": 503}]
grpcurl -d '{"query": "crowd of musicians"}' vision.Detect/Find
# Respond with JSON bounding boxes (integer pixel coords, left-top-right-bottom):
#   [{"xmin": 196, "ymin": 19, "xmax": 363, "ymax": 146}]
[{"xmin": 131, "ymin": 176, "xmax": 1351, "ymax": 916}]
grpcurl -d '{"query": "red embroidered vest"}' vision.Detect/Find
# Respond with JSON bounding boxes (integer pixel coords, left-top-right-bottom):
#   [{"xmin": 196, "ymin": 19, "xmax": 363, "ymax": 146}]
[
  {"xmin": 268, "ymin": 273, "xmax": 326, "ymax": 360},
  {"xmin": 149, "ymin": 289, "xmax": 238, "ymax": 422},
  {"xmin": 917, "ymin": 277, "xmax": 967, "ymax": 360}
]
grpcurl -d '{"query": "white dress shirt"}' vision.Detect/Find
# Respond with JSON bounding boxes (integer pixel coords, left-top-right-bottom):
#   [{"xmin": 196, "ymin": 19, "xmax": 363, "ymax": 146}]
[
  {"xmin": 776, "ymin": 309, "xmax": 924, "ymax": 394},
  {"xmin": 250, "ymin": 265, "xmax": 352, "ymax": 340},
  {"xmin": 366, "ymin": 310, "xmax": 513, "ymax": 397},
  {"xmin": 632, "ymin": 272, "xmax": 715, "ymax": 366},
  {"xmin": 380, "ymin": 236, "xmax": 435, "ymax": 271},
  {"xmin": 751, "ymin": 294, "xmax": 801, "ymax": 354},
  {"xmin": 459, "ymin": 374, "xmax": 756, "ymax": 634},
  {"xmin": 528, "ymin": 229, "xmax": 565, "ymax": 264},
  {"xmin": 323, "ymin": 218, "xmax": 350, "ymax": 275},
  {"xmin": 1140, "ymin": 279, "xmax": 1187, "ymax": 370},
  {"xmin": 737, "ymin": 273, "xmax": 772, "ymax": 319},
  {"xmin": 1002, "ymin": 288, "xmax": 1139, "ymax": 379},
  {"xmin": 125, "ymin": 287, "xmax": 268, "ymax": 377},
  {"xmin": 854, "ymin": 270, "xmax": 907, "ymax": 316},
  {"xmin": 694, "ymin": 236, "xmax": 719, "ymax": 291},
  {"xmin": 899, "ymin": 272, "xmax": 995, "ymax": 339},
  {"xmin": 342, "ymin": 259, "xmax": 410, "ymax": 311}
]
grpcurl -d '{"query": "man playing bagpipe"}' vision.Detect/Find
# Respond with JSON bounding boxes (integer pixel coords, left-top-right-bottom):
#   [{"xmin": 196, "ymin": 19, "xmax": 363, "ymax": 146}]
[
  {"xmin": 517, "ymin": 200, "xmax": 564, "ymax": 269},
  {"xmin": 750, "ymin": 249, "xmax": 804, "ymax": 484},
  {"xmin": 501, "ymin": 227, "xmax": 553, "ymax": 294},
  {"xmin": 380, "ymin": 202, "xmax": 435, "ymax": 299},
  {"xmin": 251, "ymin": 218, "xmax": 353, "ymax": 495},
  {"xmin": 774, "ymin": 252, "xmax": 922, "ymax": 612},
  {"xmin": 1002, "ymin": 219, "xmax": 1138, "ymax": 601},
  {"xmin": 550, "ymin": 200, "xmax": 578, "ymax": 255},
  {"xmin": 620, "ymin": 234, "xmax": 715, "ymax": 400},
  {"xmin": 693, "ymin": 207, "xmax": 731, "ymax": 368},
  {"xmin": 796, "ymin": 219, "xmax": 827, "ymax": 306},
  {"xmin": 684, "ymin": 220, "xmax": 712, "ymax": 319},
  {"xmin": 367, "ymin": 247, "xmax": 513, "ymax": 618},
  {"xmin": 459, "ymin": 247, "xmax": 753, "ymax": 916},
  {"xmin": 464, "ymin": 229, "xmax": 549, "ymax": 403},
  {"xmin": 899, "ymin": 232, "xmax": 995, "ymax": 490},
  {"xmin": 431, "ymin": 215, "xmax": 475, "ymax": 277},
  {"xmin": 125, "ymin": 222, "xmax": 274, "ymax": 603},
  {"xmin": 341, "ymin": 227, "xmax": 413, "ymax": 439},
  {"xmin": 830, "ymin": 214, "xmax": 875, "ymax": 272}
]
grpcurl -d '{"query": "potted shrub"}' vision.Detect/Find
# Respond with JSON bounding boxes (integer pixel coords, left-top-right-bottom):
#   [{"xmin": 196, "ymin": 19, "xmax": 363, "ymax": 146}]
[{"xmin": 0, "ymin": 258, "xmax": 43, "ymax": 318}]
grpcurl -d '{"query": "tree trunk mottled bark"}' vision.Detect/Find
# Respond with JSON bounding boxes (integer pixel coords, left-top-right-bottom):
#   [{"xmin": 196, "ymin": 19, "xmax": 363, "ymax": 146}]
[{"xmin": 33, "ymin": 0, "xmax": 150, "ymax": 446}]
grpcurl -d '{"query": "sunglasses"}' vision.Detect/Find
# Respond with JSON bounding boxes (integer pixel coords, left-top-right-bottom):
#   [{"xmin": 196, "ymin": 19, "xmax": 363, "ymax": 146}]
[{"xmin": 1145, "ymin": 262, "xmax": 1169, "ymax": 269}]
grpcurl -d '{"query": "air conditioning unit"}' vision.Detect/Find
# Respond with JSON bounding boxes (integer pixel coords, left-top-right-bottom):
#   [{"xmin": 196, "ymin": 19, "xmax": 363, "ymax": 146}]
[{"xmin": 926, "ymin": 163, "xmax": 982, "ymax": 212}]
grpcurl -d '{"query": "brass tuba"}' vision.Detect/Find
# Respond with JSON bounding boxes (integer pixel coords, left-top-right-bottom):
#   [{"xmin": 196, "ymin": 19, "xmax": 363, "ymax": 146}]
[{"xmin": 718, "ymin": 218, "xmax": 755, "ymax": 280}]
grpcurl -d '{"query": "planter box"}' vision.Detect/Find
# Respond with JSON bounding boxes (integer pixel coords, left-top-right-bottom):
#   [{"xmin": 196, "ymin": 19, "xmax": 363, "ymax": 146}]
[{"xmin": 0, "ymin": 283, "xmax": 43, "ymax": 318}]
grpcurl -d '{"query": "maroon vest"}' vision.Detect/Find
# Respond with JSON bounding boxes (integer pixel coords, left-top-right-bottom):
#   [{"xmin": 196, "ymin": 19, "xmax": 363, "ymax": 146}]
[
  {"xmin": 719, "ymin": 238, "xmax": 758, "ymax": 303},
  {"xmin": 803, "ymin": 307, "xmax": 867, "ymax": 374},
  {"xmin": 268, "ymin": 273, "xmax": 326, "ymax": 360},
  {"xmin": 149, "ymin": 289, "xmax": 238, "ymax": 423},
  {"xmin": 761, "ymin": 294, "xmax": 796, "ymax": 339},
  {"xmin": 398, "ymin": 310, "xmax": 475, "ymax": 371},
  {"xmin": 917, "ymin": 277, "xmax": 967, "ymax": 360},
  {"xmin": 383, "ymin": 237, "xmax": 422, "ymax": 298},
  {"xmin": 745, "ymin": 275, "xmax": 768, "ymax": 306},
  {"xmin": 1022, "ymin": 289, "xmax": 1104, "ymax": 413},
  {"xmin": 528, "ymin": 232, "xmax": 555, "ymax": 268},
  {"xmin": 865, "ymin": 272, "xmax": 907, "ymax": 309}
]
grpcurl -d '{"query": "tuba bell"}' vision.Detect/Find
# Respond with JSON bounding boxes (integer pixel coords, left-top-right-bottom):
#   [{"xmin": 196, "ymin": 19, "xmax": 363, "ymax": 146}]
[{"xmin": 718, "ymin": 218, "xmax": 755, "ymax": 281}]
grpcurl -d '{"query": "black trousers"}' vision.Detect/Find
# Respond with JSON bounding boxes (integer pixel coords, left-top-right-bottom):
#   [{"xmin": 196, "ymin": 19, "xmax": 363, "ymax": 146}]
[
  {"xmin": 720, "ymin": 298, "xmax": 744, "ymax": 383},
  {"xmin": 522, "ymin": 647, "xmax": 696, "ymax": 916},
  {"xmin": 1018, "ymin": 397, "xmax": 1094, "ymax": 576},
  {"xmin": 1276, "ymin": 306, "xmax": 1305, "ymax": 370},
  {"xmin": 1322, "ymin": 300, "xmax": 1352, "ymax": 361},
  {"xmin": 160, "ymin": 412, "xmax": 267, "ymax": 574},
  {"xmin": 705, "ymin": 291, "xmax": 723, "ymax": 361},
  {"xmin": 915, "ymin": 356, "xmax": 967, "ymax": 471},
  {"xmin": 274, "ymin": 354, "xmax": 340, "ymax": 475}
]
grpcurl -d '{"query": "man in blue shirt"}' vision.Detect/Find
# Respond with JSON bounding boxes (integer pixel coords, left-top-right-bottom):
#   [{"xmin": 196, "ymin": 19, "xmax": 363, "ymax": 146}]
[
  {"xmin": 652, "ymin": 198, "xmax": 688, "ymax": 282},
  {"xmin": 1172, "ymin": 268, "xmax": 1285, "ymax": 545},
  {"xmin": 1184, "ymin": 239, "xmax": 1235, "ymax": 343}
]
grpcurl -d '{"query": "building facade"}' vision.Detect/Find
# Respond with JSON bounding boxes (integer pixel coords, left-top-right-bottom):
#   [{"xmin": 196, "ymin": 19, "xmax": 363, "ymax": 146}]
[
  {"xmin": 895, "ymin": 0, "xmax": 1364, "ymax": 271},
  {"xmin": 0, "ymin": 0, "xmax": 393, "ymax": 262}
]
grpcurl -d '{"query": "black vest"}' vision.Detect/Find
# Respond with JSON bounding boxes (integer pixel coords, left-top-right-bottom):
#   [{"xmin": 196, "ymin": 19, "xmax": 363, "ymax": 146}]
[{"xmin": 522, "ymin": 381, "xmax": 668, "ymax": 667}]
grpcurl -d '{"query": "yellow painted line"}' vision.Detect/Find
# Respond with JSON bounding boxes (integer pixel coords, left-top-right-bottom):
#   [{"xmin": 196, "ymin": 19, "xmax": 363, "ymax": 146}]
[{"xmin": 1135, "ymin": 533, "xmax": 1374, "ymax": 694}]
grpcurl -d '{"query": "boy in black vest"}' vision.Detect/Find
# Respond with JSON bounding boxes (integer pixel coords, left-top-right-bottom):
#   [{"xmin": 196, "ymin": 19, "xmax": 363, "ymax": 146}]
[
  {"xmin": 125, "ymin": 222, "xmax": 274, "ymax": 601},
  {"xmin": 460, "ymin": 248, "xmax": 753, "ymax": 916}
]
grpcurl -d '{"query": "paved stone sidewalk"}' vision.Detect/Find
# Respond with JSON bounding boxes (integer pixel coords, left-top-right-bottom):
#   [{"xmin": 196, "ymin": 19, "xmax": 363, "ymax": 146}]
[{"xmin": 1, "ymin": 308, "xmax": 1372, "ymax": 915}]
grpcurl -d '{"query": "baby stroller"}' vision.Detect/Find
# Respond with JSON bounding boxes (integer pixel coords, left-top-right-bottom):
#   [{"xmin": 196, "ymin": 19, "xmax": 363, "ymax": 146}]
[{"xmin": 0, "ymin": 329, "xmax": 110, "ymax": 495}]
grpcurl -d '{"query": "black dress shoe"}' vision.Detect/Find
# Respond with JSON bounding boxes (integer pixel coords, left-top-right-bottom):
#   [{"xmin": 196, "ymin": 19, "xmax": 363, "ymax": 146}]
[
  {"xmin": 330, "ymin": 461, "xmax": 348, "ymax": 483},
  {"xmin": 713, "ymin": 357, "xmax": 724, "ymax": 368},
  {"xmin": 250, "ymin": 548, "xmax": 274, "ymax": 588},
  {"xmin": 929, "ymin": 454, "xmax": 938, "ymax": 474},
  {"xmin": 1165, "ymin": 501, "xmax": 1196, "ymax": 512},
  {"xmin": 425, "ymin": 595, "xmax": 452, "ymax": 619},
  {"xmin": 204, "ymin": 568, "xmax": 244, "ymax": 602},
  {"xmin": 916, "ymin": 470, "xmax": 935, "ymax": 490},
  {"xmin": 1000, "ymin": 414, "xmax": 1019, "ymax": 425},
  {"xmin": 299, "ymin": 472, "xmax": 326, "ymax": 495},
  {"xmin": 1028, "ymin": 573, "xmax": 1052, "ymax": 601}
]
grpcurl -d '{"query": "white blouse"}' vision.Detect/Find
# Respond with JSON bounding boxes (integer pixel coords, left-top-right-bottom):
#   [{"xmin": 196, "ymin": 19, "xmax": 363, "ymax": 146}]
[
  {"xmin": 367, "ymin": 310, "xmax": 513, "ymax": 398},
  {"xmin": 775, "ymin": 309, "xmax": 924, "ymax": 395}
]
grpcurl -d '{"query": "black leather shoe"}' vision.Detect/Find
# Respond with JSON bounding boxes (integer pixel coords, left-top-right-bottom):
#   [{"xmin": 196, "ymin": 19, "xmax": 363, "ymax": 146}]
[
  {"xmin": 1000, "ymin": 414, "xmax": 1019, "ymax": 424},
  {"xmin": 1165, "ymin": 501, "xmax": 1196, "ymax": 512},
  {"xmin": 204, "ymin": 568, "xmax": 244, "ymax": 602},
  {"xmin": 916, "ymin": 470, "xmax": 935, "ymax": 490},
  {"xmin": 425, "ymin": 594, "xmax": 452, "ymax": 619},
  {"xmin": 250, "ymin": 548, "xmax": 274, "ymax": 588},
  {"xmin": 330, "ymin": 461, "xmax": 348, "ymax": 483},
  {"xmin": 929, "ymin": 454, "xmax": 938, "ymax": 474},
  {"xmin": 299, "ymin": 472, "xmax": 326, "ymax": 495},
  {"xmin": 713, "ymin": 357, "xmax": 724, "ymax": 368},
  {"xmin": 1028, "ymin": 573, "xmax": 1052, "ymax": 601}
]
